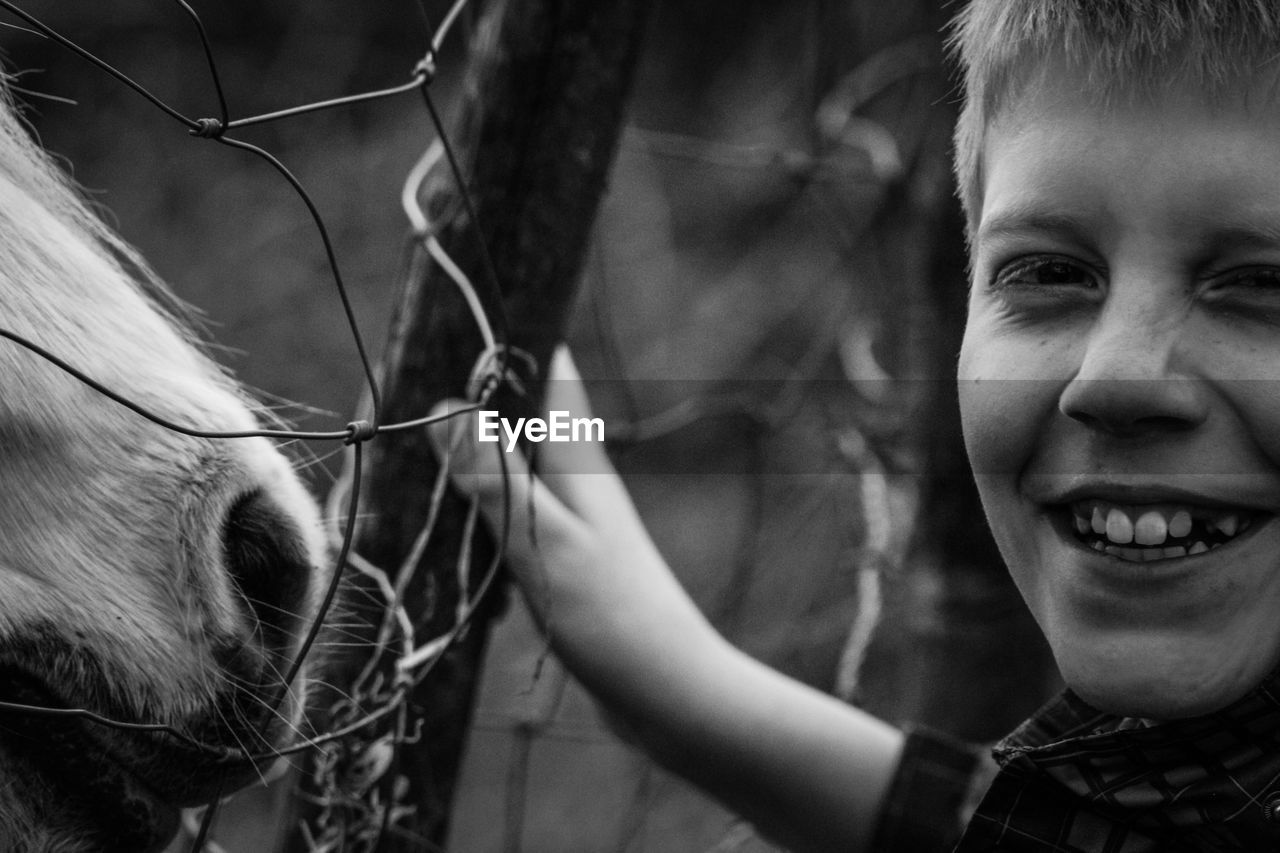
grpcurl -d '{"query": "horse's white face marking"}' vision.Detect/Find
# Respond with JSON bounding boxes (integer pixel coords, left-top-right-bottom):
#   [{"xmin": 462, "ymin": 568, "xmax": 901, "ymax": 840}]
[{"xmin": 0, "ymin": 92, "xmax": 328, "ymax": 850}]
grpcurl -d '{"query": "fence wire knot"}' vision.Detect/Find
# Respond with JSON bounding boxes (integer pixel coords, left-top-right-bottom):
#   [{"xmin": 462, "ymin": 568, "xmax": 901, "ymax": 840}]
[
  {"xmin": 190, "ymin": 117, "xmax": 225, "ymax": 138},
  {"xmin": 467, "ymin": 343, "xmax": 536, "ymax": 404},
  {"xmin": 413, "ymin": 55, "xmax": 437, "ymax": 85},
  {"xmin": 344, "ymin": 419, "xmax": 378, "ymax": 445}
]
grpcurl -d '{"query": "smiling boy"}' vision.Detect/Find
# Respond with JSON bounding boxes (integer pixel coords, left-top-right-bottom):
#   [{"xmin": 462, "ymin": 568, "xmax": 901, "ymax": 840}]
[{"xmin": 430, "ymin": 1, "xmax": 1280, "ymax": 850}]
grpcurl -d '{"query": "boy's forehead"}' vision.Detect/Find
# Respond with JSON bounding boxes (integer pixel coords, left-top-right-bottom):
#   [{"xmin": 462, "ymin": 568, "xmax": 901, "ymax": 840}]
[
  {"xmin": 951, "ymin": 2, "xmax": 1280, "ymax": 232},
  {"xmin": 976, "ymin": 55, "xmax": 1280, "ymax": 221},
  {"xmin": 973, "ymin": 73, "xmax": 1280, "ymax": 263},
  {"xmin": 991, "ymin": 49, "xmax": 1280, "ymax": 128}
]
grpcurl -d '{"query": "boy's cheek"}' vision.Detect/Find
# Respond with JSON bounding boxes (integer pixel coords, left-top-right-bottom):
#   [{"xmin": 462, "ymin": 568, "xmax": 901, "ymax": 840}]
[
  {"xmin": 957, "ymin": 375, "xmax": 1051, "ymax": 478},
  {"xmin": 958, "ymin": 339, "xmax": 1016, "ymax": 480},
  {"xmin": 1234, "ymin": 386, "xmax": 1280, "ymax": 467},
  {"xmin": 957, "ymin": 315, "xmax": 1071, "ymax": 477}
]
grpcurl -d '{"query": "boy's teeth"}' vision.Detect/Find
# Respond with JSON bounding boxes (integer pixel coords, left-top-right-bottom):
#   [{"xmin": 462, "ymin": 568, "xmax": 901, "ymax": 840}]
[
  {"xmin": 1101, "ymin": 542, "xmax": 1202, "ymax": 563},
  {"xmin": 1069, "ymin": 501, "xmax": 1261, "ymax": 561},
  {"xmin": 1134, "ymin": 510, "xmax": 1167, "ymax": 546},
  {"xmin": 1106, "ymin": 508, "xmax": 1134, "ymax": 544},
  {"xmin": 1103, "ymin": 545, "xmax": 1168, "ymax": 562}
]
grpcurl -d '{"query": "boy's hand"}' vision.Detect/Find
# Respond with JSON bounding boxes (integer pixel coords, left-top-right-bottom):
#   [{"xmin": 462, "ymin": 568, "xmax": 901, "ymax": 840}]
[
  {"xmin": 426, "ymin": 347, "xmax": 902, "ymax": 853},
  {"xmin": 426, "ymin": 347, "xmax": 658, "ymax": 620}
]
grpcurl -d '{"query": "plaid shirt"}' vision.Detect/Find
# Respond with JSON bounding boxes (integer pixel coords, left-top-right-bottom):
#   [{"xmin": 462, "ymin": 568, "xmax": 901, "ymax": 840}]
[{"xmin": 873, "ymin": 670, "xmax": 1280, "ymax": 852}]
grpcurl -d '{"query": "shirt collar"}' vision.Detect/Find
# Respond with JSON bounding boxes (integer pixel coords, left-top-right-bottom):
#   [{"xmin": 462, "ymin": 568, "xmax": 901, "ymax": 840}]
[{"xmin": 993, "ymin": 665, "xmax": 1280, "ymax": 834}]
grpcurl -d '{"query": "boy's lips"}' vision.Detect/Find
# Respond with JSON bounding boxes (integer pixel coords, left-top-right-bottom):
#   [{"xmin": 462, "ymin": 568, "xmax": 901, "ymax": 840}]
[{"xmin": 1026, "ymin": 477, "xmax": 1280, "ymax": 511}]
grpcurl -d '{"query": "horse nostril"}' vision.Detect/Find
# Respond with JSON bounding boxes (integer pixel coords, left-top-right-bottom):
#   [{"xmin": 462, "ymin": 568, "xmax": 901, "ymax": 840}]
[{"xmin": 220, "ymin": 490, "xmax": 313, "ymax": 660}]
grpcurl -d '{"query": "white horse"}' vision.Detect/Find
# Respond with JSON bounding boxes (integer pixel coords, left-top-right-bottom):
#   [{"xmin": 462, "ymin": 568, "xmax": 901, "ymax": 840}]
[{"xmin": 0, "ymin": 81, "xmax": 328, "ymax": 851}]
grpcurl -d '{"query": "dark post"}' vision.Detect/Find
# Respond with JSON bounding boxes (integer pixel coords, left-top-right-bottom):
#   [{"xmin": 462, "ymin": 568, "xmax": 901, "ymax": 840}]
[{"xmin": 283, "ymin": 1, "xmax": 649, "ymax": 849}]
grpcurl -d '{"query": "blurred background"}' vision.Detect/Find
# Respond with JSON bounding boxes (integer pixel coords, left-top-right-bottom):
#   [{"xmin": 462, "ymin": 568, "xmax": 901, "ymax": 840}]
[{"xmin": 3, "ymin": 2, "xmax": 1058, "ymax": 850}]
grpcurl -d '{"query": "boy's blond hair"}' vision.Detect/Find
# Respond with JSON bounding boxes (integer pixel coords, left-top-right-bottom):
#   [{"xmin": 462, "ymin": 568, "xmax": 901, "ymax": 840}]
[{"xmin": 949, "ymin": 0, "xmax": 1280, "ymax": 231}]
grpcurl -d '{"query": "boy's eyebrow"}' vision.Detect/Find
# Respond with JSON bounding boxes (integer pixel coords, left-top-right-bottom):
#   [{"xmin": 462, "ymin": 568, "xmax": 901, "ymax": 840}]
[
  {"xmin": 1195, "ymin": 222, "xmax": 1280, "ymax": 254},
  {"xmin": 975, "ymin": 210, "xmax": 1092, "ymax": 245},
  {"xmin": 978, "ymin": 212, "xmax": 1280, "ymax": 254}
]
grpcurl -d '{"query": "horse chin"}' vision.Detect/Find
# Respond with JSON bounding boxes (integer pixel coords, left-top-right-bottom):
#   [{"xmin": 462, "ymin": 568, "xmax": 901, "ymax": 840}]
[
  {"xmin": 0, "ymin": 668, "xmax": 179, "ymax": 852},
  {"xmin": 0, "ymin": 656, "xmax": 292, "ymax": 852}
]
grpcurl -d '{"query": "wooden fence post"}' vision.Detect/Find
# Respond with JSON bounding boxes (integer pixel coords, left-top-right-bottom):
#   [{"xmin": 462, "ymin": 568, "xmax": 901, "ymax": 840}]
[{"xmin": 283, "ymin": 1, "xmax": 649, "ymax": 849}]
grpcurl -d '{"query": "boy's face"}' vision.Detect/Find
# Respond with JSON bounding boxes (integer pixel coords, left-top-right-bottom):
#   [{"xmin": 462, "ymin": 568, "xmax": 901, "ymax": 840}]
[{"xmin": 959, "ymin": 63, "xmax": 1280, "ymax": 719}]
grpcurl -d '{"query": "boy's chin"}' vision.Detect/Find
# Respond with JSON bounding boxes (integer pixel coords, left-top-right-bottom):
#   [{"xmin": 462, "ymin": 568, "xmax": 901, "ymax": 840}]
[{"xmin": 1054, "ymin": 641, "xmax": 1274, "ymax": 722}]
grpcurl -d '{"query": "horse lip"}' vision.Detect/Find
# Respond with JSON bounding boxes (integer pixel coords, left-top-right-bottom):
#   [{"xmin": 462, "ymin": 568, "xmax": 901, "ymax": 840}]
[
  {"xmin": 0, "ymin": 663, "xmax": 267, "ymax": 791},
  {"xmin": 0, "ymin": 667, "xmax": 179, "ymax": 852},
  {"xmin": 0, "ymin": 662, "xmax": 268, "ymax": 850}
]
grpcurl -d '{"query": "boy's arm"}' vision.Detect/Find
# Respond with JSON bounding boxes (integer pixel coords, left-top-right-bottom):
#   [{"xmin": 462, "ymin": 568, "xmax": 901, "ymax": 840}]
[{"xmin": 428, "ymin": 350, "xmax": 903, "ymax": 853}]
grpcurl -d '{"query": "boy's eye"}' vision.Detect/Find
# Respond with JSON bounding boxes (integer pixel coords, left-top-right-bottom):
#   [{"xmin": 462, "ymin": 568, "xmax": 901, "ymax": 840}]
[
  {"xmin": 1202, "ymin": 267, "xmax": 1280, "ymax": 320},
  {"xmin": 990, "ymin": 255, "xmax": 1098, "ymax": 290},
  {"xmin": 1214, "ymin": 267, "xmax": 1280, "ymax": 291}
]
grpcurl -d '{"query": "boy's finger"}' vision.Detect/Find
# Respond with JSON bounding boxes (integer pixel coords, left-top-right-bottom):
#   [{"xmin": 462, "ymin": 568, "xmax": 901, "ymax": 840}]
[
  {"xmin": 545, "ymin": 345, "xmax": 595, "ymax": 417},
  {"xmin": 426, "ymin": 400, "xmax": 588, "ymax": 573},
  {"xmin": 540, "ymin": 347, "xmax": 646, "ymax": 531},
  {"xmin": 427, "ymin": 400, "xmax": 513, "ymax": 483},
  {"xmin": 428, "ymin": 395, "xmax": 646, "ymax": 552},
  {"xmin": 427, "ymin": 400, "xmax": 535, "ymax": 525}
]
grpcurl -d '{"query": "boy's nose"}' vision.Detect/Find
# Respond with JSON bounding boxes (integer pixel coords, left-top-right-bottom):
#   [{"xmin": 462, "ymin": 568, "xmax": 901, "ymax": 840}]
[{"xmin": 1057, "ymin": 310, "xmax": 1208, "ymax": 437}]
